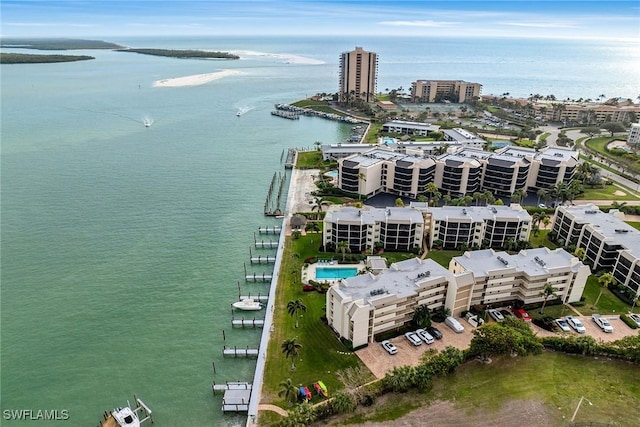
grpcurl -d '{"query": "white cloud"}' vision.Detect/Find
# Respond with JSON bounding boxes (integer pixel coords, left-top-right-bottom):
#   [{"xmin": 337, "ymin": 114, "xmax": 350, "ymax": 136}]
[
  {"xmin": 379, "ymin": 20, "xmax": 460, "ymax": 28},
  {"xmin": 503, "ymin": 21, "xmax": 578, "ymax": 29}
]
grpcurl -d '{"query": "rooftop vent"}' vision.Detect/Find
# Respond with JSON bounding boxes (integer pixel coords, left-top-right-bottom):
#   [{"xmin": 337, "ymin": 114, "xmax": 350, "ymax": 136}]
[
  {"xmin": 491, "ymin": 207, "xmax": 498, "ymax": 214},
  {"xmin": 585, "ymin": 210, "xmax": 598, "ymax": 214},
  {"xmin": 369, "ymin": 288, "xmax": 386, "ymax": 296},
  {"xmin": 614, "ymin": 229, "xmax": 630, "ymax": 233},
  {"xmin": 462, "ymin": 209, "xmax": 467, "ymax": 215},
  {"xmin": 497, "ymin": 256, "xmax": 509, "ymax": 266},
  {"xmin": 416, "ymin": 271, "xmax": 431, "ymax": 279},
  {"xmin": 534, "ymin": 256, "xmax": 546, "ymax": 266}
]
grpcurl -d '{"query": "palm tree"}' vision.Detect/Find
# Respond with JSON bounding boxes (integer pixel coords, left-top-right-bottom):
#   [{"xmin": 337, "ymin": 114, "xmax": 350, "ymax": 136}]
[
  {"xmin": 281, "ymin": 338, "xmax": 302, "ymax": 370},
  {"xmin": 595, "ymin": 272, "xmax": 616, "ymax": 308},
  {"xmin": 511, "ymin": 189, "xmax": 526, "ymax": 204},
  {"xmin": 539, "ymin": 284, "xmax": 558, "ymax": 314},
  {"xmin": 536, "ymin": 189, "xmax": 546, "ymax": 206},
  {"xmin": 357, "ymin": 173, "xmax": 367, "ymax": 201},
  {"xmin": 412, "ymin": 304, "xmax": 432, "ymax": 328},
  {"xmin": 287, "ymin": 299, "xmax": 307, "ymax": 329},
  {"xmin": 278, "ymin": 378, "xmax": 299, "ymax": 405},
  {"xmin": 424, "ymin": 182, "xmax": 438, "ymax": 201},
  {"xmin": 336, "ymin": 240, "xmax": 351, "ymax": 261},
  {"xmin": 573, "ymin": 247, "xmax": 586, "ymax": 261}
]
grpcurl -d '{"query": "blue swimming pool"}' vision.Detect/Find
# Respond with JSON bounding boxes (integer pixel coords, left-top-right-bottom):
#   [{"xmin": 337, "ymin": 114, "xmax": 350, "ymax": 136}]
[{"xmin": 316, "ymin": 267, "xmax": 358, "ymax": 279}]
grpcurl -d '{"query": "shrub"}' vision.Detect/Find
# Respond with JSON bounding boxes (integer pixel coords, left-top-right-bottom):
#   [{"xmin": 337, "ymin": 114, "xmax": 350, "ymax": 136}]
[{"xmin": 620, "ymin": 313, "xmax": 638, "ymax": 329}]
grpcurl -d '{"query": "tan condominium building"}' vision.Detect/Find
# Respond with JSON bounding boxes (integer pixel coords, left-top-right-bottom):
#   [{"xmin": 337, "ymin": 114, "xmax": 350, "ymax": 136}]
[
  {"xmin": 327, "ymin": 248, "xmax": 588, "ymax": 348},
  {"xmin": 629, "ymin": 123, "xmax": 640, "ymax": 145},
  {"xmin": 552, "ymin": 204, "xmax": 640, "ymax": 297},
  {"xmin": 411, "ymin": 80, "xmax": 482, "ymax": 103},
  {"xmin": 339, "ymin": 46, "xmax": 378, "ymax": 104},
  {"xmin": 337, "ymin": 145, "xmax": 578, "ymax": 199},
  {"xmin": 322, "ymin": 205, "xmax": 425, "ymax": 254}
]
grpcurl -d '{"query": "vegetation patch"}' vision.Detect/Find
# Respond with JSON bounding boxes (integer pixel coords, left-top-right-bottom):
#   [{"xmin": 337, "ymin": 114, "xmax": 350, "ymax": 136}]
[
  {"xmin": 116, "ymin": 48, "xmax": 239, "ymax": 59},
  {"xmin": 0, "ymin": 53, "xmax": 94, "ymax": 63}
]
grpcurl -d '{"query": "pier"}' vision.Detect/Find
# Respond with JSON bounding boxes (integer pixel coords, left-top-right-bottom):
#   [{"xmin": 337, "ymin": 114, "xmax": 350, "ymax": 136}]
[
  {"xmin": 249, "ymin": 256, "xmax": 276, "ymax": 264},
  {"xmin": 263, "ymin": 172, "xmax": 287, "ymax": 217},
  {"xmin": 258, "ymin": 225, "xmax": 282, "ymax": 234},
  {"xmin": 212, "ymin": 382, "xmax": 252, "ymax": 413},
  {"xmin": 245, "ymin": 273, "xmax": 272, "ymax": 282},
  {"xmin": 231, "ymin": 318, "xmax": 265, "ymax": 328},
  {"xmin": 223, "ymin": 346, "xmax": 259, "ymax": 357},
  {"xmin": 284, "ymin": 148, "xmax": 296, "ymax": 169},
  {"xmin": 254, "ymin": 233, "xmax": 279, "ymax": 248},
  {"xmin": 238, "ymin": 295, "xmax": 269, "ymax": 302}
]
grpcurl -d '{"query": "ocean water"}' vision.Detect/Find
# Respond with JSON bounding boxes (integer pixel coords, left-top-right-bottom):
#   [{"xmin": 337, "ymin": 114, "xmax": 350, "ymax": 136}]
[{"xmin": 1, "ymin": 36, "xmax": 637, "ymax": 426}]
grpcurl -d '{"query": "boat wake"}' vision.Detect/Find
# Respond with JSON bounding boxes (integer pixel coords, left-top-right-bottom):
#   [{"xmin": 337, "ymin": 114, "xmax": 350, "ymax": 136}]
[{"xmin": 235, "ymin": 106, "xmax": 253, "ymax": 117}]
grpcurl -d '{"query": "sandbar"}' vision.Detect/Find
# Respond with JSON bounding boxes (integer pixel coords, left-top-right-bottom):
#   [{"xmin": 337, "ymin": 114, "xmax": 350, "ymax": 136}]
[{"xmin": 152, "ymin": 69, "xmax": 245, "ymax": 87}]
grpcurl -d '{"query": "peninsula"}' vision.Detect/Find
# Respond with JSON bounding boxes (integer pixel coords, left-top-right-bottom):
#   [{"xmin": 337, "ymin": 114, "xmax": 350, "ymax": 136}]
[
  {"xmin": 0, "ymin": 53, "xmax": 94, "ymax": 64},
  {"xmin": 116, "ymin": 48, "xmax": 239, "ymax": 60}
]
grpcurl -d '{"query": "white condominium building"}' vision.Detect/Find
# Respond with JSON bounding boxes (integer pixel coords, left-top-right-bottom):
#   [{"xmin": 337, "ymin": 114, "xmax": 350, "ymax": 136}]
[
  {"xmin": 322, "ymin": 205, "xmax": 425, "ymax": 254},
  {"xmin": 326, "ymin": 248, "xmax": 588, "ymax": 348},
  {"xmin": 411, "ymin": 80, "xmax": 482, "ymax": 103},
  {"xmin": 552, "ymin": 204, "xmax": 640, "ymax": 297}
]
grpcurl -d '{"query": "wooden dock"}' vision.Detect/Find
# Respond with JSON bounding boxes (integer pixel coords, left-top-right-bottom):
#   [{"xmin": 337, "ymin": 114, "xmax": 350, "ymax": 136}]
[
  {"xmin": 245, "ymin": 273, "xmax": 272, "ymax": 282},
  {"xmin": 232, "ymin": 318, "xmax": 265, "ymax": 328},
  {"xmin": 284, "ymin": 148, "xmax": 296, "ymax": 169},
  {"xmin": 239, "ymin": 295, "xmax": 268, "ymax": 301},
  {"xmin": 264, "ymin": 172, "xmax": 287, "ymax": 216},
  {"xmin": 250, "ymin": 256, "xmax": 276, "ymax": 264},
  {"xmin": 212, "ymin": 382, "xmax": 252, "ymax": 413},
  {"xmin": 223, "ymin": 346, "xmax": 259, "ymax": 357},
  {"xmin": 254, "ymin": 239, "xmax": 279, "ymax": 248},
  {"xmin": 258, "ymin": 226, "xmax": 281, "ymax": 234}
]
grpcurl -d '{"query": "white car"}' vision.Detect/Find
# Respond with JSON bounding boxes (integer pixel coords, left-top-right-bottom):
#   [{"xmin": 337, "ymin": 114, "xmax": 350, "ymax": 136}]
[
  {"xmin": 565, "ymin": 315, "xmax": 586, "ymax": 333},
  {"xmin": 488, "ymin": 309, "xmax": 505, "ymax": 322},
  {"xmin": 592, "ymin": 314, "xmax": 613, "ymax": 333},
  {"xmin": 555, "ymin": 318, "xmax": 571, "ymax": 332},
  {"xmin": 381, "ymin": 340, "xmax": 398, "ymax": 355},
  {"xmin": 404, "ymin": 331, "xmax": 423, "ymax": 346},
  {"xmin": 415, "ymin": 328, "xmax": 435, "ymax": 344},
  {"xmin": 445, "ymin": 316, "xmax": 465, "ymax": 333},
  {"xmin": 629, "ymin": 313, "xmax": 640, "ymax": 327}
]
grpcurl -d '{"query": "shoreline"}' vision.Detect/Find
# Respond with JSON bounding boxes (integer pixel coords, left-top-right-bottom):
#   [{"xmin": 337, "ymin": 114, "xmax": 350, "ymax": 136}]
[{"xmin": 152, "ymin": 69, "xmax": 245, "ymax": 87}]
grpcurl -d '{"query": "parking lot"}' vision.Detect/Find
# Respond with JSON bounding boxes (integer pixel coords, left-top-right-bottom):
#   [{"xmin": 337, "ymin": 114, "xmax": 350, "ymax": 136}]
[{"xmin": 356, "ymin": 315, "xmax": 639, "ymax": 379}]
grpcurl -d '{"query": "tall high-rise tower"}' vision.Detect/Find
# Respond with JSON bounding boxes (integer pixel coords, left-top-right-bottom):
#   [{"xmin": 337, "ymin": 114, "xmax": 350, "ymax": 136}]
[{"xmin": 338, "ymin": 46, "xmax": 378, "ymax": 104}]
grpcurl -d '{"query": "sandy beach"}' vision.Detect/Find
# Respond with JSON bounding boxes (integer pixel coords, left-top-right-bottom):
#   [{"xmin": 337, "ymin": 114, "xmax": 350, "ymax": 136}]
[{"xmin": 152, "ymin": 69, "xmax": 245, "ymax": 87}]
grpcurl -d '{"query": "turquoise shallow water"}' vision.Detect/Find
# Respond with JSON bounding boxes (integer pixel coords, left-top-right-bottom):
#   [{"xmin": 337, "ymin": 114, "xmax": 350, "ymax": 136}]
[{"xmin": 1, "ymin": 36, "xmax": 637, "ymax": 426}]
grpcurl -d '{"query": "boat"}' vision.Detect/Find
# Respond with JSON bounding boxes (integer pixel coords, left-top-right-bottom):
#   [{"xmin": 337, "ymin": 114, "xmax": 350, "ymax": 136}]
[
  {"xmin": 298, "ymin": 386, "xmax": 312, "ymax": 402},
  {"xmin": 232, "ymin": 298, "xmax": 263, "ymax": 311},
  {"xmin": 112, "ymin": 407, "xmax": 140, "ymax": 427},
  {"xmin": 314, "ymin": 381, "xmax": 328, "ymax": 397}
]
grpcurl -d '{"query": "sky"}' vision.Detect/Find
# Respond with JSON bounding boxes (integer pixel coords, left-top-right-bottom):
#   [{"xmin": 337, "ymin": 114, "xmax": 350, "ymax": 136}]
[{"xmin": 1, "ymin": 0, "xmax": 639, "ymax": 41}]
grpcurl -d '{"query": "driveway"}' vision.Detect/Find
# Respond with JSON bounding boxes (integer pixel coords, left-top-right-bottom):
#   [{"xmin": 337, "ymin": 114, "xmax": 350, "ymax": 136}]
[
  {"xmin": 357, "ymin": 316, "xmax": 639, "ymax": 379},
  {"xmin": 356, "ymin": 323, "xmax": 474, "ymax": 379}
]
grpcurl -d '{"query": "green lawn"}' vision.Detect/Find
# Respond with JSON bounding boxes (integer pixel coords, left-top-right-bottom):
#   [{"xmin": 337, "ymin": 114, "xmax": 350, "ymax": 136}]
[
  {"xmin": 627, "ymin": 221, "xmax": 640, "ymax": 231},
  {"xmin": 261, "ymin": 233, "xmax": 372, "ymax": 407},
  {"xmin": 529, "ymin": 229, "xmax": 558, "ymax": 249},
  {"xmin": 336, "ymin": 352, "xmax": 640, "ymax": 426},
  {"xmin": 427, "ymin": 249, "xmax": 463, "ymax": 267},
  {"xmin": 576, "ymin": 275, "xmax": 632, "ymax": 315},
  {"xmin": 577, "ymin": 183, "xmax": 640, "ymax": 201},
  {"xmin": 291, "ymin": 99, "xmax": 346, "ymax": 116}
]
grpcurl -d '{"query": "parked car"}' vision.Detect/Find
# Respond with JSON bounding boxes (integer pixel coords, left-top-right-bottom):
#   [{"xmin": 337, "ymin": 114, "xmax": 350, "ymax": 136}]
[
  {"xmin": 555, "ymin": 318, "xmax": 571, "ymax": 332},
  {"xmin": 565, "ymin": 315, "xmax": 586, "ymax": 333},
  {"xmin": 539, "ymin": 203, "xmax": 547, "ymax": 208},
  {"xmin": 498, "ymin": 309, "xmax": 514, "ymax": 319},
  {"xmin": 381, "ymin": 340, "xmax": 398, "ymax": 355},
  {"xmin": 427, "ymin": 326, "xmax": 443, "ymax": 340},
  {"xmin": 592, "ymin": 314, "xmax": 614, "ymax": 333},
  {"xmin": 465, "ymin": 312, "xmax": 485, "ymax": 327},
  {"xmin": 629, "ymin": 313, "xmax": 640, "ymax": 327},
  {"xmin": 404, "ymin": 331, "xmax": 423, "ymax": 346},
  {"xmin": 512, "ymin": 308, "xmax": 532, "ymax": 322},
  {"xmin": 445, "ymin": 316, "xmax": 465, "ymax": 333},
  {"xmin": 488, "ymin": 309, "xmax": 505, "ymax": 322},
  {"xmin": 415, "ymin": 328, "xmax": 435, "ymax": 344}
]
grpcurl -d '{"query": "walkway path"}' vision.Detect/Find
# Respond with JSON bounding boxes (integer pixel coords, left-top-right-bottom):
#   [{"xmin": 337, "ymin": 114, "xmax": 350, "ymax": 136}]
[{"xmin": 257, "ymin": 404, "xmax": 287, "ymax": 417}]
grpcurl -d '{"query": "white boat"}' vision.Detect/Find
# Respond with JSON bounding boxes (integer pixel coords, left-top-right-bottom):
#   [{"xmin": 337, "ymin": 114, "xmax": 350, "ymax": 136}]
[
  {"xmin": 232, "ymin": 298, "xmax": 263, "ymax": 311},
  {"xmin": 112, "ymin": 407, "xmax": 140, "ymax": 427}
]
